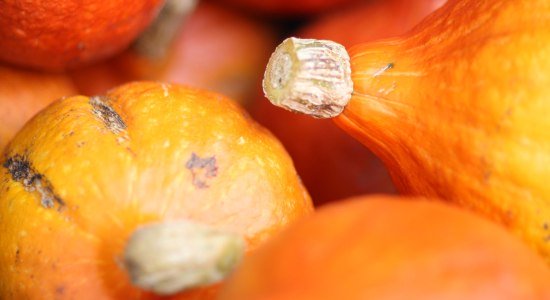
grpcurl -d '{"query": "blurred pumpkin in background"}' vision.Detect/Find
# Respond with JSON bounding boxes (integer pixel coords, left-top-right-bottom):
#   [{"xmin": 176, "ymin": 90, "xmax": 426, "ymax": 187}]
[
  {"xmin": 0, "ymin": 0, "xmax": 164, "ymax": 71},
  {"xmin": 220, "ymin": 195, "xmax": 550, "ymax": 300},
  {"xmin": 71, "ymin": 1, "xmax": 277, "ymax": 107},
  {"xmin": 0, "ymin": 64, "xmax": 77, "ymax": 150},
  {"xmin": 214, "ymin": 0, "xmax": 361, "ymax": 16}
]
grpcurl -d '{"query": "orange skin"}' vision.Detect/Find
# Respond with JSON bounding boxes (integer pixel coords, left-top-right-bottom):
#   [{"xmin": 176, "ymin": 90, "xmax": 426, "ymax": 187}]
[
  {"xmin": 250, "ymin": 0, "xmax": 448, "ymax": 205},
  {"xmin": 333, "ymin": 0, "xmax": 550, "ymax": 260},
  {"xmin": 0, "ymin": 82, "xmax": 312, "ymax": 299},
  {"xmin": 0, "ymin": 0, "xmax": 164, "ymax": 70},
  {"xmin": 219, "ymin": 195, "xmax": 550, "ymax": 299},
  {"xmin": 71, "ymin": 2, "xmax": 277, "ymax": 106},
  {"xmin": 0, "ymin": 64, "xmax": 77, "ymax": 150},
  {"xmin": 250, "ymin": 97, "xmax": 396, "ymax": 206},
  {"xmin": 217, "ymin": 0, "xmax": 360, "ymax": 16}
]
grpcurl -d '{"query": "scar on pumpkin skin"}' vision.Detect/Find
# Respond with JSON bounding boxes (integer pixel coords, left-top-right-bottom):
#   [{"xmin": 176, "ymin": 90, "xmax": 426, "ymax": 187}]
[
  {"xmin": 185, "ymin": 153, "xmax": 218, "ymax": 188},
  {"xmin": 3, "ymin": 154, "xmax": 65, "ymax": 209},
  {"xmin": 90, "ymin": 95, "xmax": 127, "ymax": 137}
]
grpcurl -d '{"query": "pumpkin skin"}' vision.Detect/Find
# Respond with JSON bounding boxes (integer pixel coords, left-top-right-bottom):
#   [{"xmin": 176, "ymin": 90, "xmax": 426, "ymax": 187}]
[
  {"xmin": 71, "ymin": 2, "xmax": 277, "ymax": 106},
  {"xmin": 219, "ymin": 195, "xmax": 550, "ymax": 299},
  {"xmin": 0, "ymin": 82, "xmax": 312, "ymax": 299},
  {"xmin": 217, "ymin": 0, "xmax": 360, "ymax": 16},
  {"xmin": 0, "ymin": 0, "xmax": 164, "ymax": 70},
  {"xmin": 335, "ymin": 0, "xmax": 550, "ymax": 261},
  {"xmin": 0, "ymin": 64, "xmax": 77, "ymax": 150},
  {"xmin": 297, "ymin": 0, "xmax": 447, "ymax": 47}
]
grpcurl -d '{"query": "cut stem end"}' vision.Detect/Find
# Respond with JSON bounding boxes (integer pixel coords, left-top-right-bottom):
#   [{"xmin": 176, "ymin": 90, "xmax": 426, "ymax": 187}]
[
  {"xmin": 262, "ymin": 37, "xmax": 353, "ymax": 118},
  {"xmin": 124, "ymin": 220, "xmax": 245, "ymax": 295}
]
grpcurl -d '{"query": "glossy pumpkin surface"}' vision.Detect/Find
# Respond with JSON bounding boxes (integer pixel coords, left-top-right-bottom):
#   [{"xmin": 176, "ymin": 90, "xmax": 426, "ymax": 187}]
[
  {"xmin": 0, "ymin": 64, "xmax": 77, "ymax": 150},
  {"xmin": 333, "ymin": 0, "xmax": 550, "ymax": 260},
  {"xmin": 220, "ymin": 195, "xmax": 550, "ymax": 299},
  {"xmin": 0, "ymin": 82, "xmax": 312, "ymax": 299},
  {"xmin": 0, "ymin": 0, "xmax": 164, "ymax": 70}
]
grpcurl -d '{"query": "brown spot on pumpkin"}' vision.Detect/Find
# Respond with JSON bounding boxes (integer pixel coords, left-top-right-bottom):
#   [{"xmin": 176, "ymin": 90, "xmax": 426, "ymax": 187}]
[
  {"xmin": 14, "ymin": 248, "xmax": 20, "ymax": 264},
  {"xmin": 90, "ymin": 96, "xmax": 128, "ymax": 141},
  {"xmin": 3, "ymin": 154, "xmax": 65, "ymax": 209},
  {"xmin": 186, "ymin": 153, "xmax": 218, "ymax": 188}
]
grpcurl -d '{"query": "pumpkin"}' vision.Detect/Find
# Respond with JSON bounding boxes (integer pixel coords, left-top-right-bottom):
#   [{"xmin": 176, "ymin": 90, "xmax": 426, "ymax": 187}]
[
  {"xmin": 0, "ymin": 81, "xmax": 313, "ymax": 299},
  {"xmin": 219, "ymin": 195, "xmax": 550, "ymax": 299},
  {"xmin": 217, "ymin": 0, "xmax": 360, "ymax": 16},
  {"xmin": 297, "ymin": 0, "xmax": 447, "ymax": 47},
  {"xmin": 71, "ymin": 1, "xmax": 277, "ymax": 107},
  {"xmin": 250, "ymin": 0, "xmax": 447, "ymax": 205},
  {"xmin": 263, "ymin": 0, "xmax": 550, "ymax": 261},
  {"xmin": 0, "ymin": 64, "xmax": 77, "ymax": 150},
  {"xmin": 0, "ymin": 0, "xmax": 164, "ymax": 70}
]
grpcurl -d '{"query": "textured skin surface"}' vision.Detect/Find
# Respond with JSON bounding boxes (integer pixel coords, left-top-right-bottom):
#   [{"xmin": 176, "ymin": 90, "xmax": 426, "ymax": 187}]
[
  {"xmin": 0, "ymin": 82, "xmax": 312, "ymax": 299},
  {"xmin": 220, "ymin": 196, "xmax": 550, "ymax": 299},
  {"xmin": 71, "ymin": 2, "xmax": 277, "ymax": 106},
  {"xmin": 0, "ymin": 64, "xmax": 77, "ymax": 150},
  {"xmin": 0, "ymin": 0, "xmax": 164, "ymax": 70},
  {"xmin": 336, "ymin": 0, "xmax": 550, "ymax": 261}
]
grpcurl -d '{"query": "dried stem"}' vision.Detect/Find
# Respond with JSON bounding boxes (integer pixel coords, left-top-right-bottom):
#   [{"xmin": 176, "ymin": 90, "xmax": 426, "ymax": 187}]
[
  {"xmin": 132, "ymin": 0, "xmax": 198, "ymax": 59},
  {"xmin": 262, "ymin": 37, "xmax": 353, "ymax": 118},
  {"xmin": 124, "ymin": 220, "xmax": 245, "ymax": 295}
]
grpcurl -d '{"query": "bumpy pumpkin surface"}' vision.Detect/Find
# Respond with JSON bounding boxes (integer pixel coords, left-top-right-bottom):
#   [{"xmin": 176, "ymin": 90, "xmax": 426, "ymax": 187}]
[
  {"xmin": 220, "ymin": 195, "xmax": 550, "ymax": 300},
  {"xmin": 0, "ymin": 82, "xmax": 312, "ymax": 299},
  {"xmin": 0, "ymin": 64, "xmax": 77, "ymax": 150},
  {"xmin": 0, "ymin": 0, "xmax": 164, "ymax": 70},
  {"xmin": 263, "ymin": 0, "xmax": 550, "ymax": 262}
]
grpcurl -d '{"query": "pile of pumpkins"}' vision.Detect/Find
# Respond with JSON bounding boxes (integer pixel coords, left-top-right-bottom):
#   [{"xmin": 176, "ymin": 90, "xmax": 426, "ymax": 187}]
[{"xmin": 1, "ymin": 0, "xmax": 550, "ymax": 299}]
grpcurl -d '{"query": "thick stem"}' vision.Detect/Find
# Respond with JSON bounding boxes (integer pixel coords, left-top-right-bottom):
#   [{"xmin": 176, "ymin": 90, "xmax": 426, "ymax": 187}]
[
  {"xmin": 123, "ymin": 220, "xmax": 245, "ymax": 295},
  {"xmin": 262, "ymin": 37, "xmax": 353, "ymax": 118},
  {"xmin": 132, "ymin": 0, "xmax": 198, "ymax": 59}
]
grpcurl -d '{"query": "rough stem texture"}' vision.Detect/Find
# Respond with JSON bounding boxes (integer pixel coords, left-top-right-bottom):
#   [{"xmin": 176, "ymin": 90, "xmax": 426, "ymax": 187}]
[
  {"xmin": 263, "ymin": 37, "xmax": 353, "ymax": 118},
  {"xmin": 124, "ymin": 220, "xmax": 245, "ymax": 295}
]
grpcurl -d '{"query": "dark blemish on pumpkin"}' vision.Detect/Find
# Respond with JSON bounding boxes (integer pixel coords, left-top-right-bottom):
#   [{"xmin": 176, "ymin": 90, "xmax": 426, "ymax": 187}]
[
  {"xmin": 3, "ymin": 154, "xmax": 65, "ymax": 209},
  {"xmin": 55, "ymin": 286, "xmax": 65, "ymax": 295},
  {"xmin": 373, "ymin": 62, "xmax": 394, "ymax": 77},
  {"xmin": 90, "ymin": 96, "xmax": 127, "ymax": 137},
  {"xmin": 185, "ymin": 153, "xmax": 218, "ymax": 189},
  {"xmin": 544, "ymin": 223, "xmax": 549, "ymax": 230},
  {"xmin": 14, "ymin": 248, "xmax": 20, "ymax": 264}
]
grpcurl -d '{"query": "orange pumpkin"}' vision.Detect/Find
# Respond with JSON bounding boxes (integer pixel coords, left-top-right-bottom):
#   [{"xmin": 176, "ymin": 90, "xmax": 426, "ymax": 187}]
[
  {"xmin": 0, "ymin": 81, "xmax": 312, "ymax": 299},
  {"xmin": 0, "ymin": 64, "xmax": 77, "ymax": 150},
  {"xmin": 263, "ymin": 0, "xmax": 550, "ymax": 261},
  {"xmin": 220, "ymin": 195, "xmax": 550, "ymax": 299},
  {"xmin": 250, "ymin": 0, "xmax": 447, "ymax": 205},
  {"xmin": 217, "ymin": 0, "xmax": 360, "ymax": 16},
  {"xmin": 71, "ymin": 1, "xmax": 277, "ymax": 106},
  {"xmin": 0, "ymin": 0, "xmax": 164, "ymax": 70}
]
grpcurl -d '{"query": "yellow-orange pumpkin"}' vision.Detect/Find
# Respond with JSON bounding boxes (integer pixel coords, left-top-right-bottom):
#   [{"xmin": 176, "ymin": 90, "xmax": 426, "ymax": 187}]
[
  {"xmin": 263, "ymin": 0, "xmax": 550, "ymax": 261},
  {"xmin": 0, "ymin": 64, "xmax": 77, "ymax": 150},
  {"xmin": 220, "ymin": 195, "xmax": 550, "ymax": 299},
  {"xmin": 0, "ymin": 81, "xmax": 312, "ymax": 299}
]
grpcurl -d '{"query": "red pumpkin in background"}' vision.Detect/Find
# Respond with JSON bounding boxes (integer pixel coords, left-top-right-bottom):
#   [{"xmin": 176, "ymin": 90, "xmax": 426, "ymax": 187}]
[
  {"xmin": 71, "ymin": 1, "xmax": 277, "ymax": 107},
  {"xmin": 250, "ymin": 0, "xmax": 445, "ymax": 205},
  {"xmin": 0, "ymin": 65, "xmax": 77, "ymax": 150},
  {"xmin": 0, "ymin": 0, "xmax": 164, "ymax": 71},
  {"xmin": 215, "ymin": 0, "xmax": 360, "ymax": 16}
]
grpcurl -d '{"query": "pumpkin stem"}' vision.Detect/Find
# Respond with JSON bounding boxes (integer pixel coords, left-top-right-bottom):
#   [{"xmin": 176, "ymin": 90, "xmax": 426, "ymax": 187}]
[
  {"xmin": 262, "ymin": 37, "xmax": 353, "ymax": 118},
  {"xmin": 132, "ymin": 0, "xmax": 198, "ymax": 59},
  {"xmin": 123, "ymin": 220, "xmax": 245, "ymax": 295}
]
